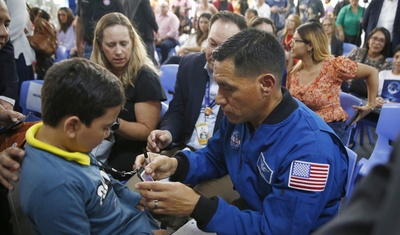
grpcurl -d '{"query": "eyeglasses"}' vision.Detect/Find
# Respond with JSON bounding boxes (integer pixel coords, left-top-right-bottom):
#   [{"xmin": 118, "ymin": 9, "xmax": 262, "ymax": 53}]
[
  {"xmin": 292, "ymin": 38, "xmax": 307, "ymax": 44},
  {"xmin": 322, "ymin": 23, "xmax": 332, "ymax": 27},
  {"xmin": 370, "ymin": 36, "xmax": 386, "ymax": 45}
]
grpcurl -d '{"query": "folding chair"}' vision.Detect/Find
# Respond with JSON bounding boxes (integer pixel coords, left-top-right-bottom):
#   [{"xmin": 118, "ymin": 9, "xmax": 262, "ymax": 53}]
[
  {"xmin": 55, "ymin": 45, "xmax": 69, "ymax": 63},
  {"xmin": 343, "ymin": 42, "xmax": 357, "ymax": 57},
  {"xmin": 159, "ymin": 64, "xmax": 179, "ymax": 104},
  {"xmin": 344, "ymin": 146, "xmax": 362, "ymax": 201},
  {"xmin": 340, "ymin": 92, "xmax": 362, "ymax": 147},
  {"xmin": 359, "ymin": 104, "xmax": 400, "ymax": 176},
  {"xmin": 19, "ymin": 80, "xmax": 44, "ymax": 121}
]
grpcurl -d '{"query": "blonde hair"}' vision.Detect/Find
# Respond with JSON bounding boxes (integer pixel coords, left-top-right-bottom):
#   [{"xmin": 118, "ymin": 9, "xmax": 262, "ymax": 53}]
[
  {"xmin": 291, "ymin": 22, "xmax": 332, "ymax": 74},
  {"xmin": 283, "ymin": 14, "xmax": 301, "ymax": 37},
  {"xmin": 91, "ymin": 12, "xmax": 159, "ymax": 88},
  {"xmin": 322, "ymin": 17, "xmax": 337, "ymax": 38}
]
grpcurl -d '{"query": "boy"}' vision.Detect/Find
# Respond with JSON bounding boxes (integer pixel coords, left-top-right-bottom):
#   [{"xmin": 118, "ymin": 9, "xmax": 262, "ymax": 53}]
[{"xmin": 19, "ymin": 58, "xmax": 161, "ymax": 234}]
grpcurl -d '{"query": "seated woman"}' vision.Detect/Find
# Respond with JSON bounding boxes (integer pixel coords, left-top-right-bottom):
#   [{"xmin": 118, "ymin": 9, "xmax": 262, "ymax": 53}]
[
  {"xmin": 248, "ymin": 16, "xmax": 276, "ymax": 35},
  {"xmin": 91, "ymin": 12, "xmax": 166, "ymax": 180},
  {"xmin": 193, "ymin": 0, "xmax": 217, "ymax": 30},
  {"xmin": 163, "ymin": 13, "xmax": 211, "ymax": 64},
  {"xmin": 376, "ymin": 44, "xmax": 400, "ymax": 108},
  {"xmin": 347, "ymin": 27, "xmax": 393, "ymax": 98},
  {"xmin": 322, "ymin": 17, "xmax": 343, "ymax": 57},
  {"xmin": 244, "ymin": 8, "xmax": 258, "ymax": 22},
  {"xmin": 286, "ymin": 22, "xmax": 378, "ymax": 143},
  {"xmin": 57, "ymin": 7, "xmax": 76, "ymax": 54}
]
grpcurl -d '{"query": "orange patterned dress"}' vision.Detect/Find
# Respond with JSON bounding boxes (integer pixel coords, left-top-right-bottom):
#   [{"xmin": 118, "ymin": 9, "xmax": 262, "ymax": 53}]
[{"xmin": 287, "ymin": 56, "xmax": 358, "ymax": 122}]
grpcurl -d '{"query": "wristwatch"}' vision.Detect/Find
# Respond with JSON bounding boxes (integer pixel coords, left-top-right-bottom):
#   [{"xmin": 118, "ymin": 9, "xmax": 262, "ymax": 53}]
[{"xmin": 111, "ymin": 118, "xmax": 120, "ymax": 131}]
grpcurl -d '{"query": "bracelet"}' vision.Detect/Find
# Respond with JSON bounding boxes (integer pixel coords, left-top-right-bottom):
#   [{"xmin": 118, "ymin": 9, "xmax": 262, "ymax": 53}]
[{"xmin": 366, "ymin": 103, "xmax": 375, "ymax": 111}]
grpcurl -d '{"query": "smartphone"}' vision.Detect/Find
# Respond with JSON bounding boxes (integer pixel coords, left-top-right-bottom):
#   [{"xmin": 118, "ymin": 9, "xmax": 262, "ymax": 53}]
[
  {"xmin": 137, "ymin": 167, "xmax": 155, "ymax": 182},
  {"xmin": 345, "ymin": 111, "xmax": 360, "ymax": 130},
  {"xmin": 0, "ymin": 112, "xmax": 32, "ymax": 135}
]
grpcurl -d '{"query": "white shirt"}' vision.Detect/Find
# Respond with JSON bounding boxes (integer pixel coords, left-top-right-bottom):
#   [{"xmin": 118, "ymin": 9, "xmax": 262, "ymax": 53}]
[
  {"xmin": 6, "ymin": 0, "xmax": 36, "ymax": 65},
  {"xmin": 377, "ymin": 0, "xmax": 398, "ymax": 41},
  {"xmin": 378, "ymin": 70, "xmax": 400, "ymax": 96},
  {"xmin": 186, "ymin": 63, "xmax": 220, "ymax": 150},
  {"xmin": 250, "ymin": 2, "xmax": 271, "ymax": 18}
]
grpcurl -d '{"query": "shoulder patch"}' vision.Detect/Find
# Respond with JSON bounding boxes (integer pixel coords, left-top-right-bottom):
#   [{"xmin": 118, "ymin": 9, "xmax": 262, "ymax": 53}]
[
  {"xmin": 257, "ymin": 153, "xmax": 273, "ymax": 184},
  {"xmin": 288, "ymin": 160, "xmax": 329, "ymax": 192}
]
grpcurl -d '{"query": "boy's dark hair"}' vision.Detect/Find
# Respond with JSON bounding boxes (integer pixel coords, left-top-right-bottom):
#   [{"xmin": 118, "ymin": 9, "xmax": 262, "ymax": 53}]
[
  {"xmin": 210, "ymin": 10, "xmax": 247, "ymax": 31},
  {"xmin": 394, "ymin": 44, "xmax": 400, "ymax": 55},
  {"xmin": 212, "ymin": 28, "xmax": 285, "ymax": 83},
  {"xmin": 41, "ymin": 58, "xmax": 125, "ymax": 127}
]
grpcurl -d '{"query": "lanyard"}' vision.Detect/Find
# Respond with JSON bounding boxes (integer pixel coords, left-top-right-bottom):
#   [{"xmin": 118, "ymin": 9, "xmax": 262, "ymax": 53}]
[{"xmin": 204, "ymin": 80, "xmax": 216, "ymax": 116}]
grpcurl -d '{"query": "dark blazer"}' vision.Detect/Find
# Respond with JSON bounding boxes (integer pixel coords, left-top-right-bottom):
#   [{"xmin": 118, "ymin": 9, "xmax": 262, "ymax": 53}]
[
  {"xmin": 362, "ymin": 0, "xmax": 400, "ymax": 55},
  {"xmin": 331, "ymin": 36, "xmax": 343, "ymax": 57},
  {"xmin": 313, "ymin": 136, "xmax": 400, "ymax": 235},
  {"xmin": 160, "ymin": 52, "xmax": 224, "ymax": 146},
  {"xmin": 0, "ymin": 41, "xmax": 18, "ymax": 101}
]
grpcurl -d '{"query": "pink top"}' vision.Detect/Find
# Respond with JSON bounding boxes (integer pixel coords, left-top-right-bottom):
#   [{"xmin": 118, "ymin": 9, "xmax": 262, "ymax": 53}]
[
  {"xmin": 156, "ymin": 12, "xmax": 180, "ymax": 41},
  {"xmin": 287, "ymin": 56, "xmax": 358, "ymax": 122}
]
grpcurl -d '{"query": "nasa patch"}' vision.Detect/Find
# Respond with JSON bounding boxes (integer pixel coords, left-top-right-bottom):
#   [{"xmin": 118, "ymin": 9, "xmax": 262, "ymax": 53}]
[{"xmin": 230, "ymin": 131, "xmax": 241, "ymax": 149}]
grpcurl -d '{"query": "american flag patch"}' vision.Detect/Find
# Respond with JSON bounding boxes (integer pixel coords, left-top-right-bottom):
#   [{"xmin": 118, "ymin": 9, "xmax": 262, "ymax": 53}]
[{"xmin": 288, "ymin": 160, "xmax": 330, "ymax": 192}]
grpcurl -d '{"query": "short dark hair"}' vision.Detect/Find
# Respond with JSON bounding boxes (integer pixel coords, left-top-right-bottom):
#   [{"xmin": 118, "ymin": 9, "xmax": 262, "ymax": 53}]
[
  {"xmin": 41, "ymin": 58, "xmax": 125, "ymax": 127},
  {"xmin": 210, "ymin": 11, "xmax": 247, "ymax": 31},
  {"xmin": 212, "ymin": 28, "xmax": 285, "ymax": 82},
  {"xmin": 395, "ymin": 44, "xmax": 400, "ymax": 55}
]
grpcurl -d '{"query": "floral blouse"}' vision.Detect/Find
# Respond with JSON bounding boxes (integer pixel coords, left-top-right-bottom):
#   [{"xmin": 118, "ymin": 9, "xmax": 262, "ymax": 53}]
[{"xmin": 287, "ymin": 56, "xmax": 358, "ymax": 122}]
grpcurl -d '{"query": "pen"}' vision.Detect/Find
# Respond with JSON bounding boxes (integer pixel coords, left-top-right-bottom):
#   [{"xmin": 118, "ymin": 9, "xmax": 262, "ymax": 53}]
[{"xmin": 143, "ymin": 149, "xmax": 150, "ymax": 165}]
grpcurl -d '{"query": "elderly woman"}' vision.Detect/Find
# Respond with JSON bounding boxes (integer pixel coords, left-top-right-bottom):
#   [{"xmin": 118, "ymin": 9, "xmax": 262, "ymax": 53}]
[
  {"xmin": 91, "ymin": 12, "xmax": 166, "ymax": 180},
  {"xmin": 286, "ymin": 22, "xmax": 378, "ymax": 143},
  {"xmin": 347, "ymin": 27, "xmax": 393, "ymax": 98}
]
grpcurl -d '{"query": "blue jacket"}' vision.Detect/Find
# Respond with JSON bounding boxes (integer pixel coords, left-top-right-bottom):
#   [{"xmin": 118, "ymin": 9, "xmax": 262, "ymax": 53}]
[
  {"xmin": 172, "ymin": 89, "xmax": 348, "ymax": 234},
  {"xmin": 20, "ymin": 123, "xmax": 158, "ymax": 234}
]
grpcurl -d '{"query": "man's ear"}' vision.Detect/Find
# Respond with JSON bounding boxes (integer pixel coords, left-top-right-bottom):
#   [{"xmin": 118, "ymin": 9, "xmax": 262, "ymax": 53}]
[
  {"xmin": 64, "ymin": 116, "xmax": 81, "ymax": 139},
  {"xmin": 259, "ymin": 73, "xmax": 276, "ymax": 95}
]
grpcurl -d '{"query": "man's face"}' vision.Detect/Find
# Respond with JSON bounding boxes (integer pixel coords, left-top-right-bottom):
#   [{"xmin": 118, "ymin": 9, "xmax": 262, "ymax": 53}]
[
  {"xmin": 205, "ymin": 20, "xmax": 241, "ymax": 71},
  {"xmin": 160, "ymin": 3, "xmax": 169, "ymax": 15},
  {"xmin": 214, "ymin": 59, "xmax": 265, "ymax": 125},
  {"xmin": 0, "ymin": 2, "xmax": 10, "ymax": 50}
]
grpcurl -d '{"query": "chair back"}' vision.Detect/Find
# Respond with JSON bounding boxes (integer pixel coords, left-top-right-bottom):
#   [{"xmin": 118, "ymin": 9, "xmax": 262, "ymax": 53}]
[
  {"xmin": 55, "ymin": 45, "xmax": 69, "ymax": 63},
  {"xmin": 344, "ymin": 146, "xmax": 357, "ymax": 200},
  {"xmin": 343, "ymin": 42, "xmax": 357, "ymax": 57},
  {"xmin": 359, "ymin": 104, "xmax": 400, "ymax": 176},
  {"xmin": 160, "ymin": 64, "xmax": 179, "ymax": 104},
  {"xmin": 19, "ymin": 80, "xmax": 44, "ymax": 121},
  {"xmin": 340, "ymin": 92, "xmax": 362, "ymax": 145},
  {"xmin": 340, "ymin": 92, "xmax": 362, "ymax": 122}
]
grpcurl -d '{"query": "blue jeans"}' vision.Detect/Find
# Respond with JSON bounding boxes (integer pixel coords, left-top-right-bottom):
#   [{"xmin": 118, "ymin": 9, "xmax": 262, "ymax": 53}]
[
  {"xmin": 83, "ymin": 45, "xmax": 93, "ymax": 60},
  {"xmin": 327, "ymin": 121, "xmax": 348, "ymax": 145},
  {"xmin": 157, "ymin": 38, "xmax": 177, "ymax": 64}
]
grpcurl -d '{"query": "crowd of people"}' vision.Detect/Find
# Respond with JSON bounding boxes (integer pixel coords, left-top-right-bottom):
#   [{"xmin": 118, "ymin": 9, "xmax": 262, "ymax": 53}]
[{"xmin": 0, "ymin": 0, "xmax": 400, "ymax": 234}]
